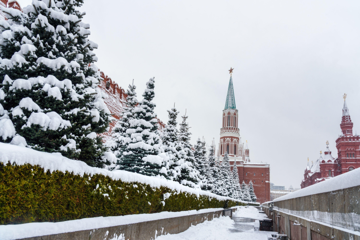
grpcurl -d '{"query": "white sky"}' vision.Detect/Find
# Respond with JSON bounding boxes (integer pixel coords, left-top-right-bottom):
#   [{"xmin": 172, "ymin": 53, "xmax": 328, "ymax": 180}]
[{"xmin": 18, "ymin": 0, "xmax": 360, "ymax": 189}]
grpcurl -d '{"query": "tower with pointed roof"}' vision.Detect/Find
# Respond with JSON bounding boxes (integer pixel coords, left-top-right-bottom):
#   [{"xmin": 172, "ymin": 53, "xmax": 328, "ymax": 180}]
[
  {"xmin": 218, "ymin": 69, "xmax": 241, "ymax": 162},
  {"xmin": 336, "ymin": 94, "xmax": 360, "ymax": 174},
  {"xmin": 217, "ymin": 68, "xmax": 270, "ymax": 203},
  {"xmin": 301, "ymin": 94, "xmax": 360, "ymax": 188}
]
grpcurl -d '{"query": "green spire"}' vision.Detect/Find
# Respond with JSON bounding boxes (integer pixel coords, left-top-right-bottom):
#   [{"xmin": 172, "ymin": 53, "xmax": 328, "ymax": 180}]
[{"xmin": 224, "ymin": 75, "xmax": 236, "ymax": 110}]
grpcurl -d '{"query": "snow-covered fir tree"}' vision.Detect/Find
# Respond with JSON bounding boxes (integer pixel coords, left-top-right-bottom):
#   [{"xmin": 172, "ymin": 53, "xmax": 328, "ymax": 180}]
[
  {"xmin": 161, "ymin": 106, "xmax": 181, "ymax": 180},
  {"xmin": 206, "ymin": 140, "xmax": 219, "ymax": 193},
  {"xmin": 111, "ymin": 82, "xmax": 138, "ymax": 166},
  {"xmin": 0, "ymin": 0, "xmax": 110, "ymax": 167},
  {"xmin": 249, "ymin": 180, "xmax": 257, "ymax": 202},
  {"xmin": 242, "ymin": 181, "xmax": 252, "ymax": 202},
  {"xmin": 176, "ymin": 112, "xmax": 200, "ymax": 187},
  {"xmin": 200, "ymin": 138, "xmax": 211, "ymax": 190},
  {"xmin": 201, "ymin": 142, "xmax": 212, "ymax": 191},
  {"xmin": 232, "ymin": 160, "xmax": 242, "ymax": 200},
  {"xmin": 218, "ymin": 152, "xmax": 233, "ymax": 197},
  {"xmin": 193, "ymin": 138, "xmax": 207, "ymax": 189},
  {"xmin": 113, "ymin": 78, "xmax": 167, "ymax": 177}
]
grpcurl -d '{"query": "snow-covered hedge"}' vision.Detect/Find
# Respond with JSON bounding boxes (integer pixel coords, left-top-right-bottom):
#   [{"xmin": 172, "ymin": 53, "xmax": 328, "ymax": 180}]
[{"xmin": 0, "ymin": 143, "xmax": 244, "ymax": 224}]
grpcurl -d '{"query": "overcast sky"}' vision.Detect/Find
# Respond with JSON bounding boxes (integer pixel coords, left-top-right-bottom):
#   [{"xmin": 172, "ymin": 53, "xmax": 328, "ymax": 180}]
[{"xmin": 18, "ymin": 0, "xmax": 360, "ymax": 189}]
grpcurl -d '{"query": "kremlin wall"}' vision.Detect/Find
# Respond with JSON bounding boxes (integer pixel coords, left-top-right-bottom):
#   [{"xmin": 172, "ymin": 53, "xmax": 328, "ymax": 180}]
[
  {"xmin": 97, "ymin": 71, "xmax": 165, "ymax": 141},
  {"xmin": 98, "ymin": 69, "xmax": 271, "ymax": 203},
  {"xmin": 1, "ymin": 0, "xmax": 270, "ymax": 203}
]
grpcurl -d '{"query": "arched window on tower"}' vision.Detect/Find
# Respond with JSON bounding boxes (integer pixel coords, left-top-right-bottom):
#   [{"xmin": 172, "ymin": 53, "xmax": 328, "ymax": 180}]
[
  {"xmin": 234, "ymin": 116, "xmax": 236, "ymax": 127},
  {"xmin": 221, "ymin": 145, "xmax": 223, "ymax": 155},
  {"xmin": 227, "ymin": 144, "xmax": 229, "ymax": 154},
  {"xmin": 227, "ymin": 115, "xmax": 230, "ymax": 126},
  {"xmin": 234, "ymin": 145, "xmax": 237, "ymax": 155}
]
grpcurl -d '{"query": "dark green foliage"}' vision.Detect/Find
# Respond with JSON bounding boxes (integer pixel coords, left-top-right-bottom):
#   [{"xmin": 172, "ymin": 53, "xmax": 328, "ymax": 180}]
[
  {"xmin": 0, "ymin": 0, "xmax": 110, "ymax": 166},
  {"xmin": 114, "ymin": 78, "xmax": 165, "ymax": 177},
  {"xmin": 162, "ymin": 107, "xmax": 182, "ymax": 180},
  {"xmin": 175, "ymin": 113, "xmax": 200, "ymax": 187},
  {"xmin": 249, "ymin": 180, "xmax": 257, "ymax": 202},
  {"xmin": 0, "ymin": 162, "xmax": 243, "ymax": 224}
]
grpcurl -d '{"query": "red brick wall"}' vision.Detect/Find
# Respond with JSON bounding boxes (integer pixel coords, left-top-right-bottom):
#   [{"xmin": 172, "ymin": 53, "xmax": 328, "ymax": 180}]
[
  {"xmin": 98, "ymin": 72, "xmax": 126, "ymax": 138},
  {"xmin": 98, "ymin": 71, "xmax": 165, "ymax": 139},
  {"xmin": 8, "ymin": 0, "xmax": 21, "ymax": 11},
  {"xmin": 231, "ymin": 163, "xmax": 270, "ymax": 203}
]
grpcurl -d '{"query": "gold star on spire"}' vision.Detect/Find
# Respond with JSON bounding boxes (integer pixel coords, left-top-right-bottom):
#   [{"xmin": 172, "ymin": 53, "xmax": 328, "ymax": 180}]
[
  {"xmin": 229, "ymin": 67, "xmax": 234, "ymax": 75},
  {"xmin": 343, "ymin": 93, "xmax": 347, "ymax": 101},
  {"xmin": 326, "ymin": 140, "xmax": 329, "ymax": 146},
  {"xmin": 307, "ymin": 157, "xmax": 309, "ymax": 162}
]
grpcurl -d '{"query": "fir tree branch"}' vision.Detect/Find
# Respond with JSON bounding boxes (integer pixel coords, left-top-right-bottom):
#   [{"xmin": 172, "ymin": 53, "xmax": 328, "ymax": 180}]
[
  {"xmin": 32, "ymin": 4, "xmax": 39, "ymax": 15},
  {"xmin": 2, "ymin": 9, "xmax": 14, "ymax": 18}
]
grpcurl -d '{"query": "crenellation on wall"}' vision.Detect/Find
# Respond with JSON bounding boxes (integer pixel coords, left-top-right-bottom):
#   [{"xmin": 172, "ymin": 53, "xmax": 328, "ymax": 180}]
[{"xmin": 97, "ymin": 71, "xmax": 165, "ymax": 139}]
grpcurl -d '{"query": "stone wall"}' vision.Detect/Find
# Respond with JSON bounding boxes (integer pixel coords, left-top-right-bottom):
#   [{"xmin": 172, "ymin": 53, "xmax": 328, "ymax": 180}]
[
  {"xmin": 263, "ymin": 185, "xmax": 360, "ymax": 240},
  {"xmin": 20, "ymin": 209, "xmax": 235, "ymax": 240}
]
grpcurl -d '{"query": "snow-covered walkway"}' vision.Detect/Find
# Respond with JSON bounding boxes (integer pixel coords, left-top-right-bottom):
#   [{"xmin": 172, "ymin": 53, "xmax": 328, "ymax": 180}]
[
  {"xmin": 155, "ymin": 216, "xmax": 275, "ymax": 240},
  {"xmin": 156, "ymin": 207, "xmax": 277, "ymax": 240}
]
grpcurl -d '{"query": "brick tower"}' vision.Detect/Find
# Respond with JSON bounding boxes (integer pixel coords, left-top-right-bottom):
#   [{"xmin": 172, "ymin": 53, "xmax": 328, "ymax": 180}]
[
  {"xmin": 302, "ymin": 94, "xmax": 360, "ymax": 188},
  {"xmin": 335, "ymin": 94, "xmax": 360, "ymax": 173},
  {"xmin": 218, "ymin": 68, "xmax": 242, "ymax": 162},
  {"xmin": 217, "ymin": 68, "xmax": 270, "ymax": 203}
]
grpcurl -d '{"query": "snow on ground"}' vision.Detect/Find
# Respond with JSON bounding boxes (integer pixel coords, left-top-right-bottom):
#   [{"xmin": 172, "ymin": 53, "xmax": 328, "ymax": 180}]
[
  {"xmin": 233, "ymin": 206, "xmax": 268, "ymax": 220},
  {"xmin": 273, "ymin": 166, "xmax": 360, "ymax": 202},
  {"xmin": 155, "ymin": 215, "xmax": 276, "ymax": 240},
  {"xmin": 0, "ymin": 208, "xmax": 225, "ymax": 240}
]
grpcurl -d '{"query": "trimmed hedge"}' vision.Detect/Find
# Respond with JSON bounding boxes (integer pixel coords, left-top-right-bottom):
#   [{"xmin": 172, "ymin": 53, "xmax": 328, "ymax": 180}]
[{"xmin": 0, "ymin": 162, "xmax": 244, "ymax": 224}]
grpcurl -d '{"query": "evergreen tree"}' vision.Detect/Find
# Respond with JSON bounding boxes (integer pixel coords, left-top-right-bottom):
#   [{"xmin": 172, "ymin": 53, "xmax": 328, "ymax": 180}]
[
  {"xmin": 249, "ymin": 180, "xmax": 257, "ymax": 202},
  {"xmin": 201, "ymin": 151, "xmax": 212, "ymax": 191},
  {"xmin": 227, "ymin": 161, "xmax": 237, "ymax": 199},
  {"xmin": 161, "ymin": 106, "xmax": 181, "ymax": 180},
  {"xmin": 176, "ymin": 112, "xmax": 200, "ymax": 187},
  {"xmin": 194, "ymin": 138, "xmax": 207, "ymax": 188},
  {"xmin": 201, "ymin": 138, "xmax": 211, "ymax": 190},
  {"xmin": 111, "ymin": 82, "xmax": 138, "ymax": 166},
  {"xmin": 218, "ymin": 152, "xmax": 233, "ymax": 197},
  {"xmin": 232, "ymin": 160, "xmax": 242, "ymax": 200},
  {"xmin": 0, "ymin": 0, "xmax": 110, "ymax": 166},
  {"xmin": 207, "ymin": 141, "xmax": 219, "ymax": 193},
  {"xmin": 114, "ymin": 78, "xmax": 166, "ymax": 177},
  {"xmin": 242, "ymin": 181, "xmax": 252, "ymax": 202}
]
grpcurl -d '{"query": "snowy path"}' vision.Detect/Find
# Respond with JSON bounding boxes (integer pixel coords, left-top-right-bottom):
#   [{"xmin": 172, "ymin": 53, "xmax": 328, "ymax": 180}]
[{"xmin": 155, "ymin": 215, "xmax": 277, "ymax": 240}]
